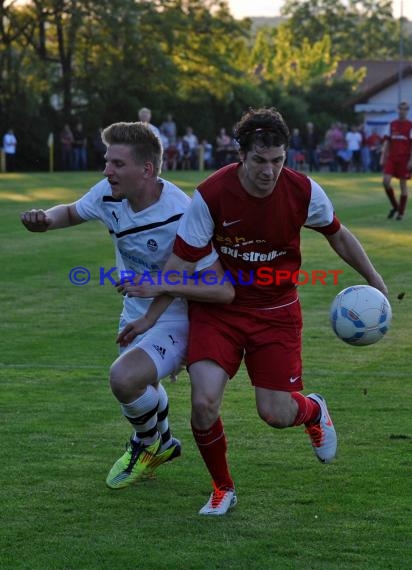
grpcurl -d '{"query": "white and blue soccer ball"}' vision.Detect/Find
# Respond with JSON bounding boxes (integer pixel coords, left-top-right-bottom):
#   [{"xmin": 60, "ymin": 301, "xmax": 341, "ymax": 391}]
[{"xmin": 330, "ymin": 285, "xmax": 392, "ymax": 346}]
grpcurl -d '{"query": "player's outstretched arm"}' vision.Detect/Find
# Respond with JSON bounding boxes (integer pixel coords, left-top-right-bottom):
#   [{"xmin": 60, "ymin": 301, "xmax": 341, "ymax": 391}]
[
  {"xmin": 20, "ymin": 203, "xmax": 84, "ymax": 232},
  {"xmin": 379, "ymin": 140, "xmax": 389, "ymax": 167},
  {"xmin": 325, "ymin": 225, "xmax": 388, "ymax": 296},
  {"xmin": 116, "ymin": 255, "xmax": 235, "ymax": 342},
  {"xmin": 119, "ymin": 256, "xmax": 235, "ymax": 304}
]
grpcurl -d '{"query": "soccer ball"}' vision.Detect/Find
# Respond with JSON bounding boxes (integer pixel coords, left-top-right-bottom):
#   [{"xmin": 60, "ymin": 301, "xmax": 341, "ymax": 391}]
[{"xmin": 330, "ymin": 285, "xmax": 392, "ymax": 346}]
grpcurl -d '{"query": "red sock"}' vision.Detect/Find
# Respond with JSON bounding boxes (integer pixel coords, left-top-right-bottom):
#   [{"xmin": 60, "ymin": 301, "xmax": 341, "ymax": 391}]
[
  {"xmin": 385, "ymin": 187, "xmax": 399, "ymax": 210},
  {"xmin": 291, "ymin": 392, "xmax": 320, "ymax": 426},
  {"xmin": 399, "ymin": 195, "xmax": 408, "ymax": 215},
  {"xmin": 191, "ymin": 417, "xmax": 234, "ymax": 489}
]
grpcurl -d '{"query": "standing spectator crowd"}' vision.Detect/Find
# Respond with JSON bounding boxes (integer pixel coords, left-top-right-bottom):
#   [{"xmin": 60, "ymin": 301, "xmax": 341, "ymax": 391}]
[
  {"xmin": 5, "ymin": 107, "xmax": 391, "ymax": 175},
  {"xmin": 290, "ymin": 121, "xmax": 384, "ymax": 174},
  {"xmin": 159, "ymin": 120, "xmax": 235, "ymax": 172},
  {"xmin": 54, "ymin": 109, "xmax": 240, "ymax": 173}
]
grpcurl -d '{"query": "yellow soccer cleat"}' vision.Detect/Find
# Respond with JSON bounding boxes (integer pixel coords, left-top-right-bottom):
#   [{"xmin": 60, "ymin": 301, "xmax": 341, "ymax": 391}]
[{"xmin": 106, "ymin": 436, "xmax": 161, "ymax": 490}]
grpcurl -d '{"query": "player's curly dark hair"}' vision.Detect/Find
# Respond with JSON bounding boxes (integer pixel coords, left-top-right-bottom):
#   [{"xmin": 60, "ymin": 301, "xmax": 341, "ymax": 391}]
[{"xmin": 233, "ymin": 107, "xmax": 290, "ymax": 153}]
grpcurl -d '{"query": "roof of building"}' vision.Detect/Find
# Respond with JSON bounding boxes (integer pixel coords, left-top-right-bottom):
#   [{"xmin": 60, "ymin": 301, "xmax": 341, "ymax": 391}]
[{"xmin": 336, "ymin": 60, "xmax": 412, "ymax": 104}]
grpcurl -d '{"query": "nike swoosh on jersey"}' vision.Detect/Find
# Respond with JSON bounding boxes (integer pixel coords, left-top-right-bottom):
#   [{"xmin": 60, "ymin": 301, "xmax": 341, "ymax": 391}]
[
  {"xmin": 222, "ymin": 219, "xmax": 242, "ymax": 227},
  {"xmin": 289, "ymin": 376, "xmax": 301, "ymax": 383}
]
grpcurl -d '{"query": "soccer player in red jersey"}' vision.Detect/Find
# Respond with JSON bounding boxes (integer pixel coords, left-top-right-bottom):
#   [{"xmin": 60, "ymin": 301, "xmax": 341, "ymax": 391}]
[
  {"xmin": 380, "ymin": 101, "xmax": 412, "ymax": 220},
  {"xmin": 122, "ymin": 108, "xmax": 388, "ymax": 516}
]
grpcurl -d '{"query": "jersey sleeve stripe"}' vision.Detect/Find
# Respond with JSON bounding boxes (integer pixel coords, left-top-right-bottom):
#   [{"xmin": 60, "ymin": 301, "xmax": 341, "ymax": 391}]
[
  {"xmin": 173, "ymin": 234, "xmax": 213, "ymax": 262},
  {"xmin": 306, "ymin": 214, "xmax": 341, "ymax": 235}
]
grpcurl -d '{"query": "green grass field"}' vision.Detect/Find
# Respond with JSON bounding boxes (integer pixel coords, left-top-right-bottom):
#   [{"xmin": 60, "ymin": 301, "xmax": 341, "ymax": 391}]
[{"xmin": 1, "ymin": 170, "xmax": 411, "ymax": 570}]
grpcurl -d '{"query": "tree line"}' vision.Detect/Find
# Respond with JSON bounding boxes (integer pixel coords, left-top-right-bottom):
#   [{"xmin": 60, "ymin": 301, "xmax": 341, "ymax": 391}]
[{"xmin": 1, "ymin": 0, "xmax": 410, "ymax": 170}]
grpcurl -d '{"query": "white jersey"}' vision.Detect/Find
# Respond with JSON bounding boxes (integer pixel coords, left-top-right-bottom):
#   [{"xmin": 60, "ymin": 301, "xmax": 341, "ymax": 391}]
[{"xmin": 75, "ymin": 177, "xmax": 216, "ymax": 323}]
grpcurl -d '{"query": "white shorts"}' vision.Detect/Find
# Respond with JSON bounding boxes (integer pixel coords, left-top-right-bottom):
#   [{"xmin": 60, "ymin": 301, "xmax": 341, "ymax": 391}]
[{"xmin": 118, "ymin": 315, "xmax": 188, "ymax": 381}]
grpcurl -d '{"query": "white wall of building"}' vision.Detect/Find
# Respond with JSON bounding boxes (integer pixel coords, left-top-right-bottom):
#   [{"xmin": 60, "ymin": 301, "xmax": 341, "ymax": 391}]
[{"xmin": 355, "ymin": 76, "xmax": 412, "ymax": 135}]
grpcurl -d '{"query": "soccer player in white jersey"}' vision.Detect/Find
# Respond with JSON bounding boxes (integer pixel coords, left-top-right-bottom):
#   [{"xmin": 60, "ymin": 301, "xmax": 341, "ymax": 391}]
[
  {"xmin": 20, "ymin": 122, "xmax": 233, "ymax": 490},
  {"xmin": 121, "ymin": 108, "xmax": 388, "ymax": 515}
]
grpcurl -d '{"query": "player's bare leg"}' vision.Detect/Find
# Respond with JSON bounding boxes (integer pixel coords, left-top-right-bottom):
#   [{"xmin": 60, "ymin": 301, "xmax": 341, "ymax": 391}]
[
  {"xmin": 396, "ymin": 179, "xmax": 408, "ymax": 220},
  {"xmin": 383, "ymin": 173, "xmax": 399, "ymax": 218},
  {"xmin": 190, "ymin": 361, "xmax": 237, "ymax": 515},
  {"xmin": 106, "ymin": 348, "xmax": 179, "ymax": 488},
  {"xmin": 256, "ymin": 388, "xmax": 337, "ymax": 464}
]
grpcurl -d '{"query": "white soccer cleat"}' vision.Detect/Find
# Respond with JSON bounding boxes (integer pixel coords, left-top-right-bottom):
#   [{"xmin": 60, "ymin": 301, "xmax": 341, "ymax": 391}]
[
  {"xmin": 199, "ymin": 484, "xmax": 237, "ymax": 516},
  {"xmin": 305, "ymin": 393, "xmax": 337, "ymax": 463}
]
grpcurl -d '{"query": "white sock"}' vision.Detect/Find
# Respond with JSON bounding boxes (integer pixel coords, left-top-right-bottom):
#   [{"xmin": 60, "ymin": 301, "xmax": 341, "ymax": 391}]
[
  {"xmin": 157, "ymin": 382, "xmax": 173, "ymax": 452},
  {"xmin": 121, "ymin": 385, "xmax": 159, "ymax": 446}
]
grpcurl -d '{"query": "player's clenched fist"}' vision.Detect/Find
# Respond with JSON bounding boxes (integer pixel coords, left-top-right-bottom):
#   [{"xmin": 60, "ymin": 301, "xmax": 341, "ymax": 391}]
[{"xmin": 20, "ymin": 209, "xmax": 51, "ymax": 232}]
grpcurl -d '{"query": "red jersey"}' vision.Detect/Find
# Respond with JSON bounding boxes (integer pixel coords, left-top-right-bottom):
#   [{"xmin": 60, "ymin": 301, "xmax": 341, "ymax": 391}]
[
  {"xmin": 384, "ymin": 119, "xmax": 412, "ymax": 157},
  {"xmin": 174, "ymin": 163, "xmax": 340, "ymax": 308}
]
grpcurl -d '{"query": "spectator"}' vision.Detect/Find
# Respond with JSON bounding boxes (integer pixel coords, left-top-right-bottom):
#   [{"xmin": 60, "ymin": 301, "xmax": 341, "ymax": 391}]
[
  {"xmin": 72, "ymin": 122, "xmax": 88, "ymax": 171},
  {"xmin": 158, "ymin": 131, "xmax": 170, "ymax": 154},
  {"xmin": 200, "ymin": 139, "xmax": 214, "ymax": 170},
  {"xmin": 179, "ymin": 137, "xmax": 192, "ymax": 170},
  {"xmin": 358, "ymin": 125, "xmax": 370, "ymax": 172},
  {"xmin": 365, "ymin": 128, "xmax": 383, "ymax": 172},
  {"xmin": 317, "ymin": 144, "xmax": 336, "ymax": 172},
  {"xmin": 325, "ymin": 122, "xmax": 345, "ymax": 170},
  {"xmin": 138, "ymin": 107, "xmax": 161, "ymax": 139},
  {"xmin": 287, "ymin": 128, "xmax": 304, "ymax": 170},
  {"xmin": 215, "ymin": 128, "xmax": 234, "ymax": 168},
  {"xmin": 59, "ymin": 124, "xmax": 74, "ymax": 171},
  {"xmin": 160, "ymin": 113, "xmax": 177, "ymax": 145},
  {"xmin": 345, "ymin": 125, "xmax": 362, "ymax": 171},
  {"xmin": 165, "ymin": 143, "xmax": 179, "ymax": 171},
  {"xmin": 3, "ymin": 128, "xmax": 17, "ymax": 172},
  {"xmin": 302, "ymin": 122, "xmax": 319, "ymax": 172},
  {"xmin": 183, "ymin": 127, "xmax": 199, "ymax": 169},
  {"xmin": 336, "ymin": 145, "xmax": 352, "ymax": 172},
  {"xmin": 92, "ymin": 128, "xmax": 107, "ymax": 171}
]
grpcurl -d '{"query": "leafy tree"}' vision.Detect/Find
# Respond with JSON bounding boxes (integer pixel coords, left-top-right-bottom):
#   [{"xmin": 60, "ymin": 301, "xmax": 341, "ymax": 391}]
[
  {"xmin": 281, "ymin": 0, "xmax": 402, "ymax": 59},
  {"xmin": 0, "ymin": 1, "xmax": 58, "ymax": 169},
  {"xmin": 1, "ymin": 0, "xmax": 405, "ymax": 170},
  {"xmin": 73, "ymin": 0, "xmax": 166, "ymax": 125},
  {"xmin": 251, "ymin": 26, "xmax": 337, "ymax": 89},
  {"xmin": 0, "ymin": 1, "xmax": 44, "ymax": 118},
  {"xmin": 305, "ymin": 77, "xmax": 361, "ymax": 132}
]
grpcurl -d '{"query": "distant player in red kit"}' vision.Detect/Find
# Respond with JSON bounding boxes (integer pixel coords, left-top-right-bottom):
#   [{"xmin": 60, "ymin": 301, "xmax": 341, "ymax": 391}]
[
  {"xmin": 122, "ymin": 108, "xmax": 388, "ymax": 516},
  {"xmin": 380, "ymin": 101, "xmax": 412, "ymax": 220}
]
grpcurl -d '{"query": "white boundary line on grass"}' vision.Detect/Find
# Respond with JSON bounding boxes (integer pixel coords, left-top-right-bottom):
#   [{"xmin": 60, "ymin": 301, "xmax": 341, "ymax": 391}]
[
  {"xmin": 0, "ymin": 363, "xmax": 107, "ymax": 370},
  {"xmin": 0, "ymin": 363, "xmax": 409, "ymax": 377}
]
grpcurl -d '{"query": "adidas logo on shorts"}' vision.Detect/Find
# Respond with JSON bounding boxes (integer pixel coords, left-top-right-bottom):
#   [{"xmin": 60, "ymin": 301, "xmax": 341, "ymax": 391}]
[{"xmin": 153, "ymin": 344, "xmax": 166, "ymax": 359}]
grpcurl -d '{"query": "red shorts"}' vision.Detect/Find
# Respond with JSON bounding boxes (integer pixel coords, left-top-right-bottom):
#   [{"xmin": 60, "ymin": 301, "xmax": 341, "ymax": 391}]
[
  {"xmin": 384, "ymin": 155, "xmax": 411, "ymax": 180},
  {"xmin": 187, "ymin": 299, "xmax": 303, "ymax": 391}
]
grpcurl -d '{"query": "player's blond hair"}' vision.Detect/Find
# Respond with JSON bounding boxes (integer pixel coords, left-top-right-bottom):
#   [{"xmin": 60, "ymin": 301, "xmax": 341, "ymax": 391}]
[{"xmin": 101, "ymin": 122, "xmax": 162, "ymax": 175}]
